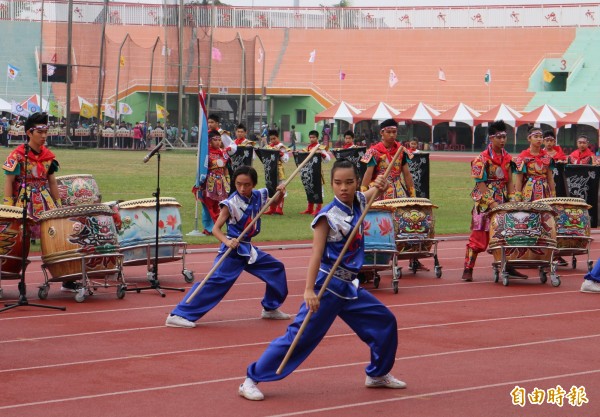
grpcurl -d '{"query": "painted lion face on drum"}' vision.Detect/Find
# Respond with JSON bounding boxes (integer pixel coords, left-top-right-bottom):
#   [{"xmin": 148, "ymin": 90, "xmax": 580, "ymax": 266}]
[
  {"xmin": 397, "ymin": 209, "xmax": 429, "ymax": 235},
  {"xmin": 68, "ymin": 215, "xmax": 118, "ymax": 250}
]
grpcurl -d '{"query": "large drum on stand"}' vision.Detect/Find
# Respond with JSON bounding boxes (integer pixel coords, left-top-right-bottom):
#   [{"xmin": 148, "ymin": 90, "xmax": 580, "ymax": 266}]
[
  {"xmin": 38, "ymin": 204, "xmax": 125, "ymax": 302},
  {"xmin": 0, "ymin": 205, "xmax": 33, "ymax": 297},
  {"xmin": 362, "ymin": 208, "xmax": 399, "ymax": 293},
  {"xmin": 372, "ymin": 198, "xmax": 442, "ymax": 278},
  {"xmin": 488, "ymin": 202, "xmax": 558, "ymax": 286},
  {"xmin": 537, "ymin": 197, "xmax": 593, "ymax": 270},
  {"xmin": 56, "ymin": 174, "xmax": 102, "ymax": 207},
  {"xmin": 116, "ymin": 197, "xmax": 192, "ymax": 282}
]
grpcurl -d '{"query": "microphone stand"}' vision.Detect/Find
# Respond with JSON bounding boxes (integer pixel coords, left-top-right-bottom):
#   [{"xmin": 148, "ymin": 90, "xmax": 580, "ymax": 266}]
[
  {"xmin": 127, "ymin": 150, "xmax": 184, "ymax": 297},
  {"xmin": 2, "ymin": 141, "xmax": 65, "ymax": 312}
]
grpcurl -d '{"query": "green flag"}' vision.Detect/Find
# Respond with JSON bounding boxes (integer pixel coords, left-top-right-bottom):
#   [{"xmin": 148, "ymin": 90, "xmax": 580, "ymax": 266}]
[{"xmin": 49, "ymin": 100, "xmax": 61, "ymax": 118}]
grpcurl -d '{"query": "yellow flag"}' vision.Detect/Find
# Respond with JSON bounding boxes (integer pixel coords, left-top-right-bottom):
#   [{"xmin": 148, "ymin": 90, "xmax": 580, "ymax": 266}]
[
  {"xmin": 80, "ymin": 102, "xmax": 94, "ymax": 118},
  {"xmin": 543, "ymin": 69, "xmax": 555, "ymax": 83},
  {"xmin": 156, "ymin": 103, "xmax": 169, "ymax": 119},
  {"xmin": 120, "ymin": 55, "xmax": 126, "ymax": 67}
]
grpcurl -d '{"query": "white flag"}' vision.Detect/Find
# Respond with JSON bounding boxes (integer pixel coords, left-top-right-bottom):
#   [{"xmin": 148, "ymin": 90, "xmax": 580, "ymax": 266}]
[
  {"xmin": 119, "ymin": 102, "xmax": 133, "ymax": 115},
  {"xmin": 104, "ymin": 104, "xmax": 116, "ymax": 119},
  {"xmin": 389, "ymin": 69, "xmax": 398, "ymax": 88},
  {"xmin": 11, "ymin": 100, "xmax": 29, "ymax": 117},
  {"xmin": 258, "ymin": 47, "xmax": 264, "ymax": 64},
  {"xmin": 438, "ymin": 68, "xmax": 446, "ymax": 81},
  {"xmin": 308, "ymin": 49, "xmax": 316, "ymax": 63}
]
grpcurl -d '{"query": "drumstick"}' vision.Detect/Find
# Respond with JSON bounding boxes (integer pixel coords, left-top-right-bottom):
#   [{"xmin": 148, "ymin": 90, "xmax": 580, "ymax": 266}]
[
  {"xmin": 275, "ymin": 143, "xmax": 404, "ymax": 375},
  {"xmin": 184, "ymin": 144, "xmax": 322, "ymax": 304}
]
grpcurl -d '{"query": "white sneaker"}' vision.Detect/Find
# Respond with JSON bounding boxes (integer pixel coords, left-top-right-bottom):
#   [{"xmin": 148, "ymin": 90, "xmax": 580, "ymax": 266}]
[
  {"xmin": 60, "ymin": 285, "xmax": 77, "ymax": 293},
  {"xmin": 165, "ymin": 314, "xmax": 196, "ymax": 328},
  {"xmin": 238, "ymin": 380, "xmax": 264, "ymax": 401},
  {"xmin": 365, "ymin": 373, "xmax": 407, "ymax": 389},
  {"xmin": 581, "ymin": 279, "xmax": 600, "ymax": 293},
  {"xmin": 261, "ymin": 308, "xmax": 291, "ymax": 320}
]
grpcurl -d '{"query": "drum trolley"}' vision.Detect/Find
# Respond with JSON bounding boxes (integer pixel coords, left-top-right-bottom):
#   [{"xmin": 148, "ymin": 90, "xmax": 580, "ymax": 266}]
[
  {"xmin": 0, "ymin": 255, "xmax": 28, "ymax": 299},
  {"xmin": 38, "ymin": 253, "xmax": 127, "ymax": 302},
  {"xmin": 120, "ymin": 241, "xmax": 194, "ymax": 285},
  {"xmin": 489, "ymin": 245, "xmax": 560, "ymax": 287},
  {"xmin": 394, "ymin": 237, "xmax": 443, "ymax": 279},
  {"xmin": 362, "ymin": 249, "xmax": 401, "ymax": 293}
]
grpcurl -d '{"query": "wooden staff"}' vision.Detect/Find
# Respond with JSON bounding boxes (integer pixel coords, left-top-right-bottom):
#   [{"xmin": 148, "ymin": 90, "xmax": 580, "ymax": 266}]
[
  {"xmin": 276, "ymin": 144, "xmax": 405, "ymax": 375},
  {"xmin": 185, "ymin": 144, "xmax": 322, "ymax": 304}
]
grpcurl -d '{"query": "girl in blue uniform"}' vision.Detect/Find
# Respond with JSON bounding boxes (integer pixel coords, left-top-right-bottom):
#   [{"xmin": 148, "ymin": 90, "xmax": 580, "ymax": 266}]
[
  {"xmin": 166, "ymin": 166, "xmax": 290, "ymax": 328},
  {"xmin": 239, "ymin": 159, "xmax": 405, "ymax": 401}
]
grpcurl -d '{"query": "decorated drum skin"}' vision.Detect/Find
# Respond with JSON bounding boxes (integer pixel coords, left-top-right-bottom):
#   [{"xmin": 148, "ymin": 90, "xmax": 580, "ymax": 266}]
[
  {"xmin": 363, "ymin": 208, "xmax": 396, "ymax": 266},
  {"xmin": 0, "ymin": 205, "xmax": 33, "ymax": 276},
  {"xmin": 116, "ymin": 198, "xmax": 184, "ymax": 265},
  {"xmin": 39, "ymin": 204, "xmax": 120, "ymax": 280},
  {"xmin": 488, "ymin": 202, "xmax": 557, "ymax": 263},
  {"xmin": 56, "ymin": 174, "xmax": 102, "ymax": 207},
  {"xmin": 373, "ymin": 198, "xmax": 437, "ymax": 253},
  {"xmin": 537, "ymin": 197, "xmax": 591, "ymax": 250}
]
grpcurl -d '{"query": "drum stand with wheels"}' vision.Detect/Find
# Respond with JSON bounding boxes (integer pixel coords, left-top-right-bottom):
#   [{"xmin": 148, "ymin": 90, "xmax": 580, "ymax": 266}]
[
  {"xmin": 126, "ymin": 150, "xmax": 184, "ymax": 297},
  {"xmin": 1, "ymin": 143, "xmax": 66, "ymax": 313}
]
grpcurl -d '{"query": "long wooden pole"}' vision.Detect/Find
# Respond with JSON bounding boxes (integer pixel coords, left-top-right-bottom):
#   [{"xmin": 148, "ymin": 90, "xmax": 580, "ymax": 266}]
[
  {"xmin": 185, "ymin": 144, "xmax": 322, "ymax": 304},
  {"xmin": 275, "ymin": 144, "xmax": 405, "ymax": 375}
]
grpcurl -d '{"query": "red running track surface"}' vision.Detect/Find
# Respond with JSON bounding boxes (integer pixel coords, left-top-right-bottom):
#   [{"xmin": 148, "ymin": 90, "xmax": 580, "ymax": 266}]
[{"xmin": 1, "ymin": 238, "xmax": 599, "ymax": 417}]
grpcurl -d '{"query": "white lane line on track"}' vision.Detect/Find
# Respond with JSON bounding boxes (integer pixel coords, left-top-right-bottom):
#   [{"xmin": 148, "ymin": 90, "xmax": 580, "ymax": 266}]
[
  {"xmin": 2, "ymin": 308, "xmax": 600, "ymax": 374},
  {"xmin": 0, "ymin": 287, "xmax": 586, "ymax": 330},
  {"xmin": 263, "ymin": 369, "xmax": 600, "ymax": 417},
  {"xmin": 1, "ymin": 334, "xmax": 599, "ymax": 411}
]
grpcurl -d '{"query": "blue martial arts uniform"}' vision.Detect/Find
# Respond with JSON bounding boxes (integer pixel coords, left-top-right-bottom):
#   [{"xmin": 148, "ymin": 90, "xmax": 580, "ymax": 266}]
[
  {"xmin": 246, "ymin": 192, "xmax": 398, "ymax": 382},
  {"xmin": 171, "ymin": 188, "xmax": 288, "ymax": 322}
]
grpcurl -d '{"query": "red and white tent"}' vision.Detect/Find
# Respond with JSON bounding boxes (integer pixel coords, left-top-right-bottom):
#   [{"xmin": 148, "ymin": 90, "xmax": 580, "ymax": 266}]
[
  {"xmin": 474, "ymin": 103, "xmax": 522, "ymax": 127},
  {"xmin": 517, "ymin": 104, "xmax": 566, "ymax": 128},
  {"xmin": 558, "ymin": 105, "xmax": 600, "ymax": 129},
  {"xmin": 394, "ymin": 102, "xmax": 440, "ymax": 126},
  {"xmin": 433, "ymin": 103, "xmax": 481, "ymax": 126},
  {"xmin": 353, "ymin": 102, "xmax": 400, "ymax": 123},
  {"xmin": 315, "ymin": 101, "xmax": 360, "ymax": 123}
]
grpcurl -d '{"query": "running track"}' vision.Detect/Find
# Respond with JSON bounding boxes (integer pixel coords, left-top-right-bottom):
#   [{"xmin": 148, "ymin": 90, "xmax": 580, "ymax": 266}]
[{"xmin": 1, "ymin": 236, "xmax": 599, "ymax": 417}]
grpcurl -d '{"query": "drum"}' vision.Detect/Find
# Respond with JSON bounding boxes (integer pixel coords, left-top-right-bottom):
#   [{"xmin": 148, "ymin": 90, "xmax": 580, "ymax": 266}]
[
  {"xmin": 488, "ymin": 202, "xmax": 556, "ymax": 263},
  {"xmin": 537, "ymin": 197, "xmax": 591, "ymax": 250},
  {"xmin": 56, "ymin": 174, "xmax": 102, "ymax": 207},
  {"xmin": 116, "ymin": 197, "xmax": 184, "ymax": 265},
  {"xmin": 372, "ymin": 198, "xmax": 437, "ymax": 253},
  {"xmin": 0, "ymin": 205, "xmax": 33, "ymax": 276},
  {"xmin": 363, "ymin": 208, "xmax": 396, "ymax": 266},
  {"xmin": 39, "ymin": 204, "xmax": 120, "ymax": 280}
]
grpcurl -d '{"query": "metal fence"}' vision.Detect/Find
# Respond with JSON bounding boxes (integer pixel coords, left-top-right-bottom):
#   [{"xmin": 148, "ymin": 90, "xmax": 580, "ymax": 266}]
[{"xmin": 2, "ymin": 2, "xmax": 599, "ymax": 29}]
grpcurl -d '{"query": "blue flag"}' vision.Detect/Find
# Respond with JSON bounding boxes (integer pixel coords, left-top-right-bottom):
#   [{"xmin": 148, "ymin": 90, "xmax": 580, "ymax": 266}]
[{"xmin": 193, "ymin": 87, "xmax": 209, "ymax": 199}]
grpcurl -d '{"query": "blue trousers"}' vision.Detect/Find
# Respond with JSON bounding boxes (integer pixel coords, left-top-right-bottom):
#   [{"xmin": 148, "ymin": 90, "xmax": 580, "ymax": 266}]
[
  {"xmin": 172, "ymin": 248, "xmax": 288, "ymax": 322},
  {"xmin": 584, "ymin": 258, "xmax": 600, "ymax": 283},
  {"xmin": 247, "ymin": 286, "xmax": 398, "ymax": 382}
]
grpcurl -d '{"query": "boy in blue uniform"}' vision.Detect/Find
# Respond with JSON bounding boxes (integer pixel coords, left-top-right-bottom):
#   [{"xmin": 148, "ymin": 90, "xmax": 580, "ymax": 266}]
[
  {"xmin": 239, "ymin": 159, "xmax": 405, "ymax": 401},
  {"xmin": 166, "ymin": 166, "xmax": 290, "ymax": 328}
]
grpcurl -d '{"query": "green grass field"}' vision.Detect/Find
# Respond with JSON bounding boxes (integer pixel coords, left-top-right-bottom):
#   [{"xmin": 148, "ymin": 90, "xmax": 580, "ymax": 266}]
[{"xmin": 0, "ymin": 147, "xmax": 475, "ymax": 246}]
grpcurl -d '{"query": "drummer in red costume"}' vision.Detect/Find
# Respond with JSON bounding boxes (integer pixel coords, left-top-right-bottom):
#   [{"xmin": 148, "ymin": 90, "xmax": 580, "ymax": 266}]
[
  {"xmin": 234, "ymin": 123, "xmax": 255, "ymax": 147},
  {"xmin": 342, "ymin": 130, "xmax": 356, "ymax": 149},
  {"xmin": 3, "ymin": 112, "xmax": 61, "ymax": 239},
  {"xmin": 462, "ymin": 120, "xmax": 527, "ymax": 281},
  {"xmin": 513, "ymin": 126, "xmax": 555, "ymax": 202},
  {"xmin": 298, "ymin": 130, "xmax": 330, "ymax": 215},
  {"xmin": 568, "ymin": 135, "xmax": 598, "ymax": 165},
  {"xmin": 361, "ymin": 119, "xmax": 429, "ymax": 271},
  {"xmin": 542, "ymin": 130, "xmax": 567, "ymax": 162},
  {"xmin": 201, "ymin": 129, "xmax": 238, "ymax": 222}
]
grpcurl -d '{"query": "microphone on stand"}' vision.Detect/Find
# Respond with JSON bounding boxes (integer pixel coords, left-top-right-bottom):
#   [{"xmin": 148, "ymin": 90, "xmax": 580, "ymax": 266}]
[{"xmin": 143, "ymin": 142, "xmax": 164, "ymax": 163}]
